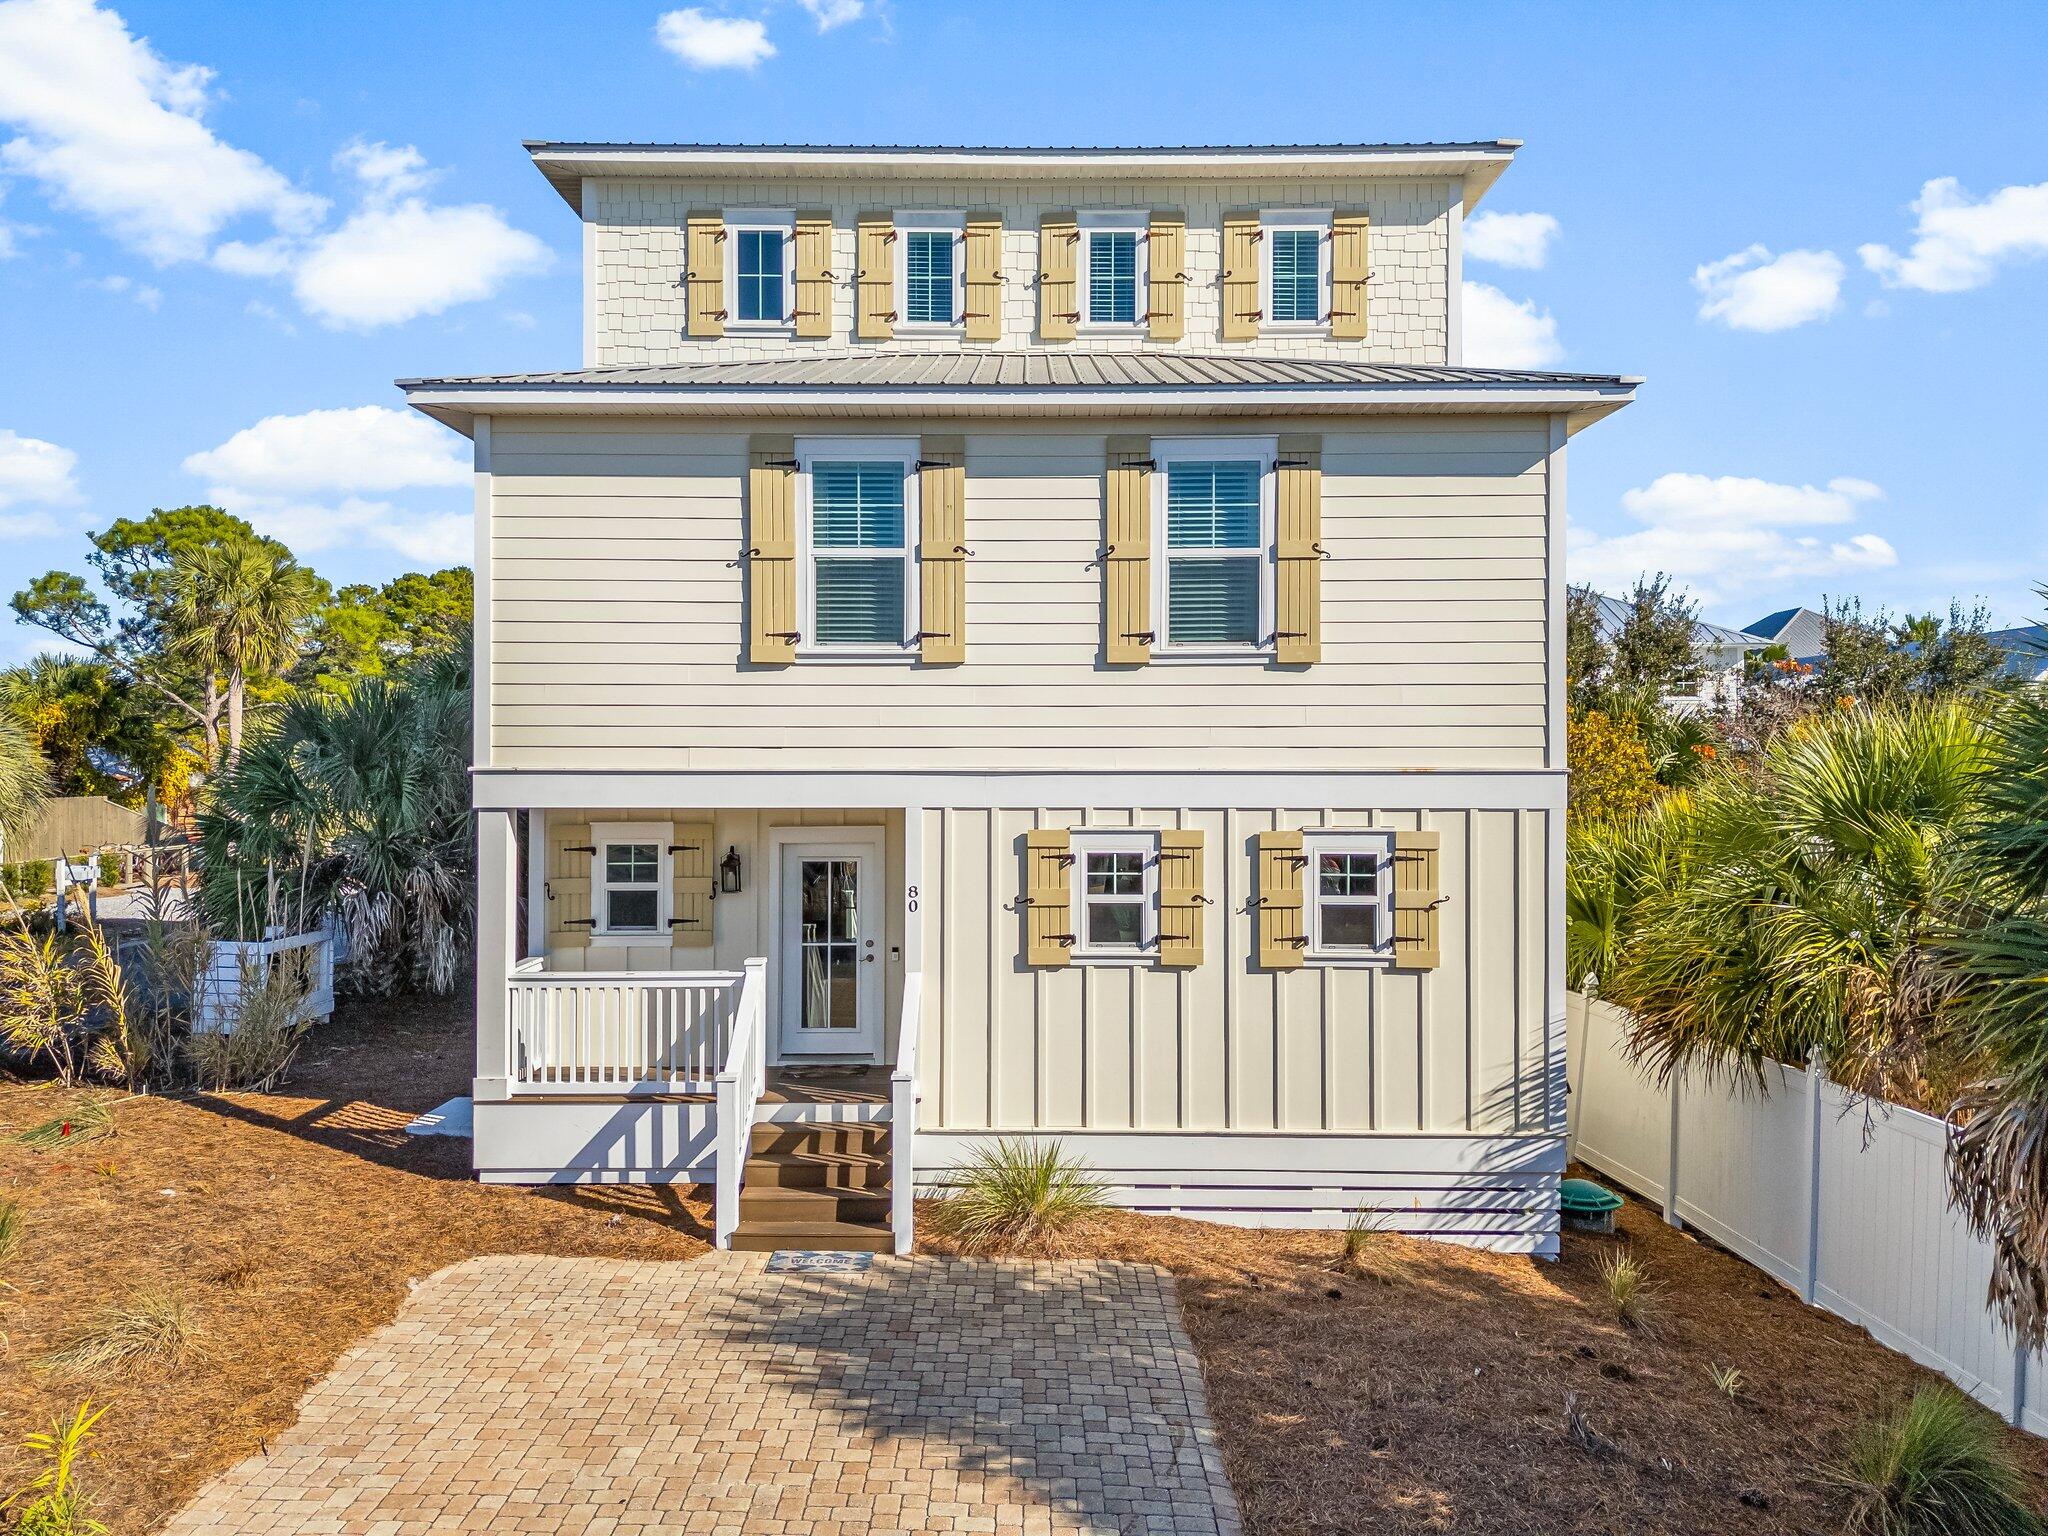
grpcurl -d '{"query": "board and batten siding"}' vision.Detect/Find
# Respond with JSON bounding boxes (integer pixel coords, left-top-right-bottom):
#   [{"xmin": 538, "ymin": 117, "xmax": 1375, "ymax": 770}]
[
  {"xmin": 589, "ymin": 175, "xmax": 1455, "ymax": 365},
  {"xmin": 485, "ymin": 415, "xmax": 1557, "ymax": 771},
  {"xmin": 920, "ymin": 803, "xmax": 1556, "ymax": 1139}
]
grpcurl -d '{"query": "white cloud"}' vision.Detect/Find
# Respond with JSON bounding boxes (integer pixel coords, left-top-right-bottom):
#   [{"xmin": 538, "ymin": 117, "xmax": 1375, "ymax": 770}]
[
  {"xmin": 0, "ymin": 426, "xmax": 81, "ymax": 509},
  {"xmin": 290, "ymin": 197, "xmax": 550, "ymax": 328},
  {"xmin": 1860, "ymin": 177, "xmax": 2048, "ymax": 293},
  {"xmin": 334, "ymin": 137, "xmax": 435, "ymax": 199},
  {"xmin": 657, "ymin": 8, "xmax": 775, "ymax": 68},
  {"xmin": 1693, "ymin": 245, "xmax": 1844, "ymax": 331},
  {"xmin": 183, "ymin": 405, "xmax": 467, "ymax": 496},
  {"xmin": 185, "ymin": 405, "xmax": 470, "ymax": 564},
  {"xmin": 0, "ymin": 0, "xmax": 325, "ymax": 263},
  {"xmin": 1571, "ymin": 473, "xmax": 1896, "ymax": 603},
  {"xmin": 1461, "ymin": 280, "xmax": 1562, "ymax": 367},
  {"xmin": 1463, "ymin": 210, "xmax": 1558, "ymax": 269},
  {"xmin": 86, "ymin": 270, "xmax": 157, "ymax": 307},
  {"xmin": 798, "ymin": 0, "xmax": 864, "ymax": 28}
]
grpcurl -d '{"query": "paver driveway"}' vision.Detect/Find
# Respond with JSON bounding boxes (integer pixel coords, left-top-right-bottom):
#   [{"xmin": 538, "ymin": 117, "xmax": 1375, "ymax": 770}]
[{"xmin": 165, "ymin": 1251, "xmax": 1243, "ymax": 1535}]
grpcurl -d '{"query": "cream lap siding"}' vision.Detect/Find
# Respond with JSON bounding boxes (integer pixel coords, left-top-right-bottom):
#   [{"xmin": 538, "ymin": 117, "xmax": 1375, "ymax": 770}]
[
  {"xmin": 485, "ymin": 416, "xmax": 1554, "ymax": 770},
  {"xmin": 916, "ymin": 804, "xmax": 1555, "ymax": 1137},
  {"xmin": 588, "ymin": 176, "xmax": 1454, "ymax": 364}
]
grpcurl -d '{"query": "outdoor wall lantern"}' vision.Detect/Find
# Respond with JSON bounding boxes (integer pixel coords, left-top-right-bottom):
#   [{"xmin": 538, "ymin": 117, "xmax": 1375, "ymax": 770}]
[{"xmin": 720, "ymin": 846, "xmax": 743, "ymax": 895}]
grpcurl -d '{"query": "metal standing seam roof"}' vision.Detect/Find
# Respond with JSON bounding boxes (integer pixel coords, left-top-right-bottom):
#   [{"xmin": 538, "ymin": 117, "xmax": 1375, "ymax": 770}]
[
  {"xmin": 522, "ymin": 139, "xmax": 1523, "ymax": 156},
  {"xmin": 1581, "ymin": 589, "xmax": 1766, "ymax": 651},
  {"xmin": 397, "ymin": 355, "xmax": 1639, "ymax": 391}
]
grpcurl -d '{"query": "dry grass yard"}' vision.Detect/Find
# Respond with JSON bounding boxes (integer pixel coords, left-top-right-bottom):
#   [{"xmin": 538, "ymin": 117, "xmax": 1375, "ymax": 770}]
[{"xmin": 3, "ymin": 992, "xmax": 2042, "ymax": 1533}]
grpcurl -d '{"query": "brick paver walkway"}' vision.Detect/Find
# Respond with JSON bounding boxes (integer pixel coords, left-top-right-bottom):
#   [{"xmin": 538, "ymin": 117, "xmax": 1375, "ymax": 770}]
[{"xmin": 166, "ymin": 1251, "xmax": 1242, "ymax": 1535}]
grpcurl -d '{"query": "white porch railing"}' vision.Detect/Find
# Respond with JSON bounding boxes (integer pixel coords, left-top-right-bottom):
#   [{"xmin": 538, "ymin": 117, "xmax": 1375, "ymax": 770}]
[
  {"xmin": 891, "ymin": 972, "xmax": 923, "ymax": 1256},
  {"xmin": 714, "ymin": 956, "xmax": 770, "ymax": 1249},
  {"xmin": 506, "ymin": 969, "xmax": 743, "ymax": 1093}
]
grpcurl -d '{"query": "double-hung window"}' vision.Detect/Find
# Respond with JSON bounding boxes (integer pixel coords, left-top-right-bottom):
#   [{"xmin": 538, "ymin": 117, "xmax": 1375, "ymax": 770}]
[
  {"xmin": 727, "ymin": 210, "xmax": 795, "ymax": 327},
  {"xmin": 1153, "ymin": 437, "xmax": 1276, "ymax": 654},
  {"xmin": 798, "ymin": 439, "xmax": 919, "ymax": 654},
  {"xmin": 1078, "ymin": 211, "xmax": 1147, "ymax": 328},
  {"xmin": 1305, "ymin": 831, "xmax": 1395, "ymax": 961},
  {"xmin": 1262, "ymin": 211, "xmax": 1331, "ymax": 329},
  {"xmin": 897, "ymin": 213, "xmax": 964, "ymax": 328},
  {"xmin": 591, "ymin": 823, "xmax": 670, "ymax": 942},
  {"xmin": 1070, "ymin": 831, "xmax": 1157, "ymax": 960}
]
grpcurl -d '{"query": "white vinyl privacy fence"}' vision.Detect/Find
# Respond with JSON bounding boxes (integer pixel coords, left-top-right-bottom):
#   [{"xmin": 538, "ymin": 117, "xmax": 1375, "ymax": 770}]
[{"xmin": 1566, "ymin": 991, "xmax": 2048, "ymax": 1434}]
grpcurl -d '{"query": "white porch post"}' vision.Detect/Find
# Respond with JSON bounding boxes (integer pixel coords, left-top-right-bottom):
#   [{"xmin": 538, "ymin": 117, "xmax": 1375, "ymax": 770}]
[
  {"xmin": 475, "ymin": 808, "xmax": 516, "ymax": 1101},
  {"xmin": 525, "ymin": 808, "xmax": 547, "ymax": 962}
]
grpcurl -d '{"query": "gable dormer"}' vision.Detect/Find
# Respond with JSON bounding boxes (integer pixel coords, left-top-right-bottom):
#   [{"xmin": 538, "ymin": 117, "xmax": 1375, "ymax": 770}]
[{"xmin": 527, "ymin": 141, "xmax": 1519, "ymax": 368}]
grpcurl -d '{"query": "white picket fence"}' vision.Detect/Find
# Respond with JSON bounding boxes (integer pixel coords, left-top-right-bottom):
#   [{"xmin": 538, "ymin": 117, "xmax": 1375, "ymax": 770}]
[{"xmin": 1566, "ymin": 991, "xmax": 2048, "ymax": 1434}]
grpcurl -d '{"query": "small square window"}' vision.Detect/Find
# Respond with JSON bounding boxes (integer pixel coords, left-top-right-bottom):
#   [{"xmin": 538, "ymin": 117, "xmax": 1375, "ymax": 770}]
[
  {"xmin": 1071, "ymin": 835, "xmax": 1157, "ymax": 959},
  {"xmin": 597, "ymin": 839, "xmax": 663, "ymax": 936},
  {"xmin": 1305, "ymin": 834, "xmax": 1394, "ymax": 960}
]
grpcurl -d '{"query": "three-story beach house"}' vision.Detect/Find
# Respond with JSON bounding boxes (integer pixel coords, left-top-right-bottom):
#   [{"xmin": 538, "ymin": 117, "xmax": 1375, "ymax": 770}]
[{"xmin": 400, "ymin": 140, "xmax": 1635, "ymax": 1255}]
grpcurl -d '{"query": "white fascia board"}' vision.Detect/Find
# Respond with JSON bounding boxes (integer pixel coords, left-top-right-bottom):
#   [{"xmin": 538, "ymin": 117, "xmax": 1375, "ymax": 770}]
[
  {"xmin": 404, "ymin": 381, "xmax": 1637, "ymax": 437},
  {"xmin": 469, "ymin": 767, "xmax": 1567, "ymax": 813}
]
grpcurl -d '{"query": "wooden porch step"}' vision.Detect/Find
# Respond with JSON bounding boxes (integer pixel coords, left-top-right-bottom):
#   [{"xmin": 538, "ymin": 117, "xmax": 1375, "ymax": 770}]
[
  {"xmin": 750, "ymin": 1122, "xmax": 890, "ymax": 1159},
  {"xmin": 729, "ymin": 1218, "xmax": 893, "ymax": 1254},
  {"xmin": 739, "ymin": 1180, "xmax": 889, "ymax": 1224},
  {"xmin": 744, "ymin": 1148, "xmax": 887, "ymax": 1191}
]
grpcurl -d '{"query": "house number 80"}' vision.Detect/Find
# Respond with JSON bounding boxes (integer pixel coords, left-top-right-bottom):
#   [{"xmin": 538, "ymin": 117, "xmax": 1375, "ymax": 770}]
[{"xmin": 906, "ymin": 884, "xmax": 920, "ymax": 913}]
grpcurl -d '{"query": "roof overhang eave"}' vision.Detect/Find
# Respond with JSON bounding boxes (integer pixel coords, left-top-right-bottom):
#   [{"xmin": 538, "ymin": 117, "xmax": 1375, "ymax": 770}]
[{"xmin": 402, "ymin": 381, "xmax": 1636, "ymax": 438}]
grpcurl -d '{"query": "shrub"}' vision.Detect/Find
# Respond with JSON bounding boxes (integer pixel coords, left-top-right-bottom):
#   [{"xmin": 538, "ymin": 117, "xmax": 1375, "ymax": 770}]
[
  {"xmin": 1, "ymin": 1400, "xmax": 108, "ymax": 1536},
  {"xmin": 2, "ymin": 860, "xmax": 54, "ymax": 898},
  {"xmin": 1840, "ymin": 1386, "xmax": 2044, "ymax": 1536},
  {"xmin": 186, "ymin": 950, "xmax": 313, "ymax": 1092},
  {"xmin": 925, "ymin": 1138, "xmax": 1108, "ymax": 1254},
  {"xmin": 1568, "ymin": 710, "xmax": 1659, "ymax": 825},
  {"xmin": 1598, "ymin": 1248, "xmax": 1654, "ymax": 1330},
  {"xmin": 42, "ymin": 1289, "xmax": 200, "ymax": 1376}
]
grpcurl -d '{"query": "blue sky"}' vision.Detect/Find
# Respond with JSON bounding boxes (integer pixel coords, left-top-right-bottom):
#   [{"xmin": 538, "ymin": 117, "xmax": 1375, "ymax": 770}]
[{"xmin": 2, "ymin": 0, "xmax": 2045, "ymax": 666}]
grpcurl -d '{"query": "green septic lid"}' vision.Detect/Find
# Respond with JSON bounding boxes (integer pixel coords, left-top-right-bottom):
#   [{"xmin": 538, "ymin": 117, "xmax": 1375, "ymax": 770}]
[{"xmin": 1560, "ymin": 1177, "xmax": 1624, "ymax": 1215}]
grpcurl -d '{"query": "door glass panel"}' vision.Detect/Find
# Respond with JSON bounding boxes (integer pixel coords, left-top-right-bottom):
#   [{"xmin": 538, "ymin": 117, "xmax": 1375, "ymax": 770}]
[{"xmin": 796, "ymin": 857, "xmax": 861, "ymax": 1032}]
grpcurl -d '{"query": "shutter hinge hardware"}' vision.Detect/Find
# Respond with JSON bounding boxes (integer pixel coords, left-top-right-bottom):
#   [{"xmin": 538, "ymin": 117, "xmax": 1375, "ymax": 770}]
[
  {"xmin": 564, "ymin": 844, "xmax": 596, "ymax": 855},
  {"xmin": 767, "ymin": 631, "xmax": 803, "ymax": 642},
  {"xmin": 760, "ymin": 458, "xmax": 800, "ymax": 470},
  {"xmin": 913, "ymin": 458, "xmax": 958, "ymax": 471},
  {"xmin": 1271, "ymin": 631, "xmax": 1310, "ymax": 642},
  {"xmin": 1053, "ymin": 310, "xmax": 1081, "ymax": 322},
  {"xmin": 1276, "ymin": 457, "xmax": 1315, "ymax": 469},
  {"xmin": 563, "ymin": 918, "xmax": 597, "ymax": 929},
  {"xmin": 1120, "ymin": 630, "xmax": 1157, "ymax": 644},
  {"xmin": 666, "ymin": 843, "xmax": 702, "ymax": 855},
  {"xmin": 909, "ymin": 629, "xmax": 953, "ymax": 642},
  {"xmin": 1119, "ymin": 458, "xmax": 1158, "ymax": 471},
  {"xmin": 667, "ymin": 917, "xmax": 705, "ymax": 929}
]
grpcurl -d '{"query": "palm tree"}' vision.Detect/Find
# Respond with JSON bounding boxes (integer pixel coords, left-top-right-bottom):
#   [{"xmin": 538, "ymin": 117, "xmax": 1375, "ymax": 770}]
[
  {"xmin": 0, "ymin": 713, "xmax": 50, "ymax": 852},
  {"xmin": 169, "ymin": 541, "xmax": 322, "ymax": 767},
  {"xmin": 1942, "ymin": 691, "xmax": 2048, "ymax": 1347},
  {"xmin": 197, "ymin": 641, "xmax": 473, "ymax": 993},
  {"xmin": 1593, "ymin": 701, "xmax": 1989, "ymax": 1101}
]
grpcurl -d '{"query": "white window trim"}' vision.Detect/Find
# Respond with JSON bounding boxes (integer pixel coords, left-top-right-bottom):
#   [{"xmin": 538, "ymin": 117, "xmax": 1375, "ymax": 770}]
[
  {"xmin": 794, "ymin": 436, "xmax": 921, "ymax": 662},
  {"xmin": 1150, "ymin": 435, "xmax": 1278, "ymax": 662},
  {"xmin": 1303, "ymin": 829, "xmax": 1396, "ymax": 966},
  {"xmin": 1069, "ymin": 829, "xmax": 1159, "ymax": 964},
  {"xmin": 1076, "ymin": 209, "xmax": 1149, "ymax": 331},
  {"xmin": 725, "ymin": 208, "xmax": 797, "ymax": 330},
  {"xmin": 894, "ymin": 211, "xmax": 966, "ymax": 332},
  {"xmin": 1260, "ymin": 209, "xmax": 1333, "ymax": 334},
  {"xmin": 589, "ymin": 820, "xmax": 672, "ymax": 947}
]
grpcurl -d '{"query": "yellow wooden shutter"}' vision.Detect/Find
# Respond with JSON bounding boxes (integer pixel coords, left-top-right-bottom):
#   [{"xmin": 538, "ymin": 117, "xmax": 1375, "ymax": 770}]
[
  {"xmin": 793, "ymin": 211, "xmax": 833, "ymax": 339},
  {"xmin": 1391, "ymin": 829, "xmax": 1443, "ymax": 970},
  {"xmin": 685, "ymin": 212, "xmax": 725, "ymax": 338},
  {"xmin": 669, "ymin": 821, "xmax": 715, "ymax": 945},
  {"xmin": 1221, "ymin": 211, "xmax": 1260, "ymax": 341},
  {"xmin": 1255, "ymin": 829, "xmax": 1306, "ymax": 970},
  {"xmin": 964, "ymin": 215, "xmax": 1003, "ymax": 342},
  {"xmin": 857, "ymin": 213, "xmax": 894, "ymax": 340},
  {"xmin": 1157, "ymin": 828, "xmax": 1206, "ymax": 968},
  {"xmin": 1104, "ymin": 435, "xmax": 1153, "ymax": 665},
  {"xmin": 1147, "ymin": 213, "xmax": 1185, "ymax": 342},
  {"xmin": 1331, "ymin": 208, "xmax": 1370, "ymax": 340},
  {"xmin": 747, "ymin": 433, "xmax": 798, "ymax": 665},
  {"xmin": 1275, "ymin": 432, "xmax": 1323, "ymax": 666},
  {"xmin": 548, "ymin": 816, "xmax": 592, "ymax": 954},
  {"xmin": 1039, "ymin": 211, "xmax": 1078, "ymax": 342},
  {"xmin": 918, "ymin": 434, "xmax": 967, "ymax": 664},
  {"xmin": 1024, "ymin": 828, "xmax": 1073, "ymax": 968}
]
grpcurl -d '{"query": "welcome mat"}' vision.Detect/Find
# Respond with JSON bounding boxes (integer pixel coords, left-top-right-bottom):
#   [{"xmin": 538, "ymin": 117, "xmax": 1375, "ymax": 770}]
[{"xmin": 766, "ymin": 1250, "xmax": 875, "ymax": 1274}]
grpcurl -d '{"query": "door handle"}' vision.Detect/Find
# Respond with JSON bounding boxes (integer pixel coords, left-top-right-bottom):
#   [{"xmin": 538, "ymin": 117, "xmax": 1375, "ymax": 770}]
[{"xmin": 862, "ymin": 953, "xmax": 876, "ymax": 963}]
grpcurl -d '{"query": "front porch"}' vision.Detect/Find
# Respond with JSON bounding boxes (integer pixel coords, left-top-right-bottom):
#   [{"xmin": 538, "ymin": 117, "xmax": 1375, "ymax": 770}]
[{"xmin": 474, "ymin": 804, "xmax": 925, "ymax": 1253}]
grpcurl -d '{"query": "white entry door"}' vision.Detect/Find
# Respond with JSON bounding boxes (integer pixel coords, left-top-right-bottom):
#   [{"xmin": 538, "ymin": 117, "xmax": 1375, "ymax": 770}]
[{"xmin": 775, "ymin": 838, "xmax": 884, "ymax": 1058}]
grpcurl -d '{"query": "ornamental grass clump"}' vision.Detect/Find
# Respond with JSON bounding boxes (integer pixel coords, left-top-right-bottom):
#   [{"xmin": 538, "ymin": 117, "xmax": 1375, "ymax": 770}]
[
  {"xmin": 1839, "ymin": 1385, "xmax": 2045, "ymax": 1536},
  {"xmin": 1598, "ymin": 1248, "xmax": 1655, "ymax": 1331},
  {"xmin": 43, "ymin": 1289, "xmax": 201, "ymax": 1377},
  {"xmin": 925, "ymin": 1138, "xmax": 1108, "ymax": 1254}
]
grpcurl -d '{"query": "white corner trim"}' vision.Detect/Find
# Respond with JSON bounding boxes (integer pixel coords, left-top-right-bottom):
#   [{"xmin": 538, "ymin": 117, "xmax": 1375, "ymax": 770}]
[
  {"xmin": 1446, "ymin": 193, "xmax": 1464, "ymax": 366},
  {"xmin": 470, "ymin": 416, "xmax": 492, "ymax": 771}
]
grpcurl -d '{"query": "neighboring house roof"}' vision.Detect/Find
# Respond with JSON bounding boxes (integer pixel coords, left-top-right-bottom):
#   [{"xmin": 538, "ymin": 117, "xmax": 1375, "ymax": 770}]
[
  {"xmin": 400, "ymin": 355, "xmax": 1640, "ymax": 437},
  {"xmin": 1989, "ymin": 624, "xmax": 2048, "ymax": 682},
  {"xmin": 1580, "ymin": 590, "xmax": 1767, "ymax": 655},
  {"xmin": 1745, "ymin": 606, "xmax": 1829, "ymax": 662},
  {"xmin": 524, "ymin": 140, "xmax": 1523, "ymax": 214}
]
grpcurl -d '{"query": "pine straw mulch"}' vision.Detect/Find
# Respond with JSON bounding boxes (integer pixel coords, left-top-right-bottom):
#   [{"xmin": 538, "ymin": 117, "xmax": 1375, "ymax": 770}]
[
  {"xmin": 0, "ymin": 992, "xmax": 712, "ymax": 1535},
  {"xmin": 924, "ymin": 1199, "xmax": 2048, "ymax": 1535}
]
